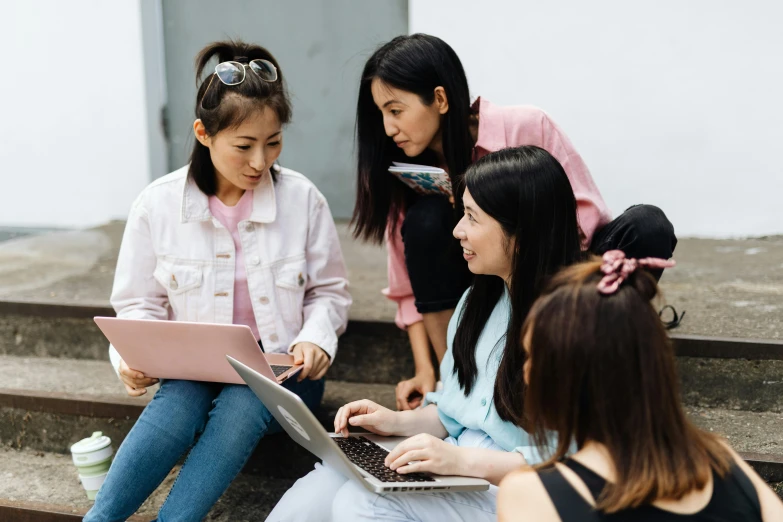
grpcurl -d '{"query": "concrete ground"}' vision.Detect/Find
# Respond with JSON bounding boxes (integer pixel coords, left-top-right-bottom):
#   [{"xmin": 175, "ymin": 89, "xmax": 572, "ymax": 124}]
[
  {"xmin": 1, "ymin": 352, "xmax": 778, "ymax": 455},
  {"xmin": 0, "ymin": 446, "xmax": 293, "ymax": 521},
  {"xmin": 1, "ymin": 223, "xmax": 783, "ymax": 513},
  {"xmin": 0, "ymin": 355, "xmax": 396, "ymax": 409},
  {"xmin": 0, "ymin": 221, "xmax": 782, "ymax": 340}
]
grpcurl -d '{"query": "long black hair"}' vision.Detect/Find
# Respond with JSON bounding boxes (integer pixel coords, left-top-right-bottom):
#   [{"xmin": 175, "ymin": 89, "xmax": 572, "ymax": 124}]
[
  {"xmin": 189, "ymin": 40, "xmax": 292, "ymax": 195},
  {"xmin": 451, "ymin": 146, "xmax": 585, "ymax": 422},
  {"xmin": 351, "ymin": 34, "xmax": 474, "ymax": 244}
]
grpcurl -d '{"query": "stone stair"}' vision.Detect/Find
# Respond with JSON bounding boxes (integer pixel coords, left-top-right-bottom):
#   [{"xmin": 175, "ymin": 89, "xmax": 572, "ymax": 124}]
[{"xmin": 2, "ymin": 224, "xmax": 783, "ymax": 519}]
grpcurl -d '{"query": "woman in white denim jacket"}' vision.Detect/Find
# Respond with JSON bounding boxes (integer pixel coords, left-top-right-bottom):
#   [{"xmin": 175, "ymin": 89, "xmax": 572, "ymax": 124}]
[{"xmin": 85, "ymin": 40, "xmax": 351, "ymax": 521}]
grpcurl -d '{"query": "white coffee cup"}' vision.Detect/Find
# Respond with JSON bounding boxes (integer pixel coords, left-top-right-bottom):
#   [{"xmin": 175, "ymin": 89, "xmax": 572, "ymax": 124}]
[{"xmin": 70, "ymin": 432, "xmax": 113, "ymax": 500}]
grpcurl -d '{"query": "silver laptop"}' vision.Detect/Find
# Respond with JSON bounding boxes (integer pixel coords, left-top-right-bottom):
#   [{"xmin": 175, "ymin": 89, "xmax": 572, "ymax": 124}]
[{"xmin": 227, "ymin": 356, "xmax": 490, "ymax": 493}]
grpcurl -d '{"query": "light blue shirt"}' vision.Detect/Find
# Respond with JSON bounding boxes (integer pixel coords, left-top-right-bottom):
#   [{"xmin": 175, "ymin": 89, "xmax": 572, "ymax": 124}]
[{"xmin": 424, "ymin": 287, "xmax": 548, "ymax": 464}]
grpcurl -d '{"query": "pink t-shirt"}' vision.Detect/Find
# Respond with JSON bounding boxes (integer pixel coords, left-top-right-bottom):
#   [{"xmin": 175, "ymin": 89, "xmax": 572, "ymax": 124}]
[
  {"xmin": 209, "ymin": 190, "xmax": 260, "ymax": 340},
  {"xmin": 383, "ymin": 97, "xmax": 613, "ymax": 329}
]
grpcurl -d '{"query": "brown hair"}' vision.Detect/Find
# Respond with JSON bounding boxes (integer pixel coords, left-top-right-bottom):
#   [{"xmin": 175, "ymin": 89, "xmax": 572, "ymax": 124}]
[
  {"xmin": 521, "ymin": 258, "xmax": 732, "ymax": 512},
  {"xmin": 189, "ymin": 40, "xmax": 292, "ymax": 195}
]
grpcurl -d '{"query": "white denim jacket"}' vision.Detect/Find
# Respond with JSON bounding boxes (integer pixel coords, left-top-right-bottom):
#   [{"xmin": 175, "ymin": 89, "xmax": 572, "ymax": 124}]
[{"xmin": 108, "ymin": 165, "xmax": 351, "ymax": 374}]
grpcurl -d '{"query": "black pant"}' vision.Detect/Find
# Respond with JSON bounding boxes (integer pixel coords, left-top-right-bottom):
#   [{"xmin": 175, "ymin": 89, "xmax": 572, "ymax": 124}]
[
  {"xmin": 402, "ymin": 196, "xmax": 474, "ymax": 314},
  {"xmin": 402, "ymin": 198, "xmax": 676, "ymax": 314}
]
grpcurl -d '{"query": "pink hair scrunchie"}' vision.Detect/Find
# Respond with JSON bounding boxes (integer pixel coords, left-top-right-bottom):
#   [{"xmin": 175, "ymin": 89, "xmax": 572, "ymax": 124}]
[{"xmin": 596, "ymin": 250, "xmax": 675, "ymax": 295}]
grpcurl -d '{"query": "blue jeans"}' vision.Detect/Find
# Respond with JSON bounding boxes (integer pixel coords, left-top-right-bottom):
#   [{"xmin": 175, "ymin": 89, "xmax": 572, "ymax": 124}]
[{"xmin": 84, "ymin": 377, "xmax": 324, "ymax": 522}]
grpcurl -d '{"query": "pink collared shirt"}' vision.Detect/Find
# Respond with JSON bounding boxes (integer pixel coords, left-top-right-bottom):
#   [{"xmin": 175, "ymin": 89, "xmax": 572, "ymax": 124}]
[{"xmin": 383, "ymin": 97, "xmax": 612, "ymax": 329}]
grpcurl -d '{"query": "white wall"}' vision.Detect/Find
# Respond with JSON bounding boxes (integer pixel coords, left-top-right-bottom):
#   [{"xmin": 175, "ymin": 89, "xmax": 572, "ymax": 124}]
[
  {"xmin": 410, "ymin": 1, "xmax": 783, "ymax": 238},
  {"xmin": 0, "ymin": 1, "xmax": 152, "ymax": 228}
]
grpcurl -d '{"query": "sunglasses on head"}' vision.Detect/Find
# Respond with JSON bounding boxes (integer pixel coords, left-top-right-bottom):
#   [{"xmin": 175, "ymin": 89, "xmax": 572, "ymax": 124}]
[{"xmin": 201, "ymin": 58, "xmax": 278, "ymax": 109}]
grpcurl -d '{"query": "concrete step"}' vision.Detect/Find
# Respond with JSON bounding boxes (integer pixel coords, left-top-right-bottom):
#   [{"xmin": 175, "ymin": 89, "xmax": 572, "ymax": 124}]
[
  {"xmin": 680, "ymin": 357, "xmax": 783, "ymax": 412},
  {"xmin": 0, "ymin": 446, "xmax": 293, "ymax": 521},
  {"xmin": 1, "ymin": 410, "xmax": 782, "ymax": 522},
  {"xmin": 0, "ymin": 354, "xmax": 385, "ymax": 520},
  {"xmin": 3, "ymin": 306, "xmax": 783, "ymax": 411},
  {"xmin": 2, "ymin": 356, "xmax": 783, "ymax": 520},
  {"xmin": 684, "ymin": 405, "xmax": 783, "ymax": 489},
  {"xmin": 0, "ymin": 355, "xmax": 396, "ymax": 481},
  {"xmin": 0, "ymin": 305, "xmax": 414, "ymax": 386},
  {"xmin": 686, "ymin": 405, "xmax": 783, "ymax": 457},
  {"xmin": 2, "ymin": 355, "xmax": 783, "ymax": 470},
  {"xmin": 3, "ymin": 223, "xmax": 783, "ymax": 344}
]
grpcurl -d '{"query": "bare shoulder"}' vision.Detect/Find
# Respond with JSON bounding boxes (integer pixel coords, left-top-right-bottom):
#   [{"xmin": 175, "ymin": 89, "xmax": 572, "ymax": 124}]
[
  {"xmin": 497, "ymin": 468, "xmax": 560, "ymax": 522},
  {"xmin": 719, "ymin": 440, "xmax": 783, "ymax": 520},
  {"xmin": 498, "ymin": 467, "xmax": 541, "ymax": 490}
]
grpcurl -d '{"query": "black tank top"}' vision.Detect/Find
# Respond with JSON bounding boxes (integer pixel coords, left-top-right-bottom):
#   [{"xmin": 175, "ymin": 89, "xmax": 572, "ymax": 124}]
[{"xmin": 537, "ymin": 458, "xmax": 762, "ymax": 521}]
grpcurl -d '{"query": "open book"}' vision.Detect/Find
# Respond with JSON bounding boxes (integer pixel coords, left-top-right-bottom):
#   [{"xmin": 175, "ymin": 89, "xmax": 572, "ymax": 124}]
[{"xmin": 388, "ymin": 162, "xmax": 452, "ymax": 197}]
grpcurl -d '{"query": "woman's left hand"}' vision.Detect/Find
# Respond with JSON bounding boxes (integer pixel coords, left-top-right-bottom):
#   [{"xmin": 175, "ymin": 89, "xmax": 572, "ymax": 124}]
[
  {"xmin": 384, "ymin": 434, "xmax": 464, "ymax": 476},
  {"xmin": 292, "ymin": 342, "xmax": 330, "ymax": 381}
]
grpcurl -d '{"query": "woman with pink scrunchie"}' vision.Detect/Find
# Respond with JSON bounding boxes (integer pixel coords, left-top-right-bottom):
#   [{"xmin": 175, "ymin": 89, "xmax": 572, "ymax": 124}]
[{"xmin": 497, "ymin": 251, "xmax": 783, "ymax": 521}]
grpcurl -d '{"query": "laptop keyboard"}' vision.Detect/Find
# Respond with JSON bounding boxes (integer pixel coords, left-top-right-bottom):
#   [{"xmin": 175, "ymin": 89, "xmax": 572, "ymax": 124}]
[
  {"xmin": 333, "ymin": 436, "xmax": 433, "ymax": 483},
  {"xmin": 270, "ymin": 365, "xmax": 291, "ymax": 377}
]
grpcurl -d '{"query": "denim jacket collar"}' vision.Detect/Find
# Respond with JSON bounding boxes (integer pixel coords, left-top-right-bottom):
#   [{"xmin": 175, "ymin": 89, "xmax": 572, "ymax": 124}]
[{"xmin": 180, "ymin": 167, "xmax": 278, "ymax": 224}]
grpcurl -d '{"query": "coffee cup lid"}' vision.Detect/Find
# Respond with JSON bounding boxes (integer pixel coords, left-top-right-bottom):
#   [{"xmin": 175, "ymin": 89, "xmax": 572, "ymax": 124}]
[{"xmin": 70, "ymin": 431, "xmax": 112, "ymax": 454}]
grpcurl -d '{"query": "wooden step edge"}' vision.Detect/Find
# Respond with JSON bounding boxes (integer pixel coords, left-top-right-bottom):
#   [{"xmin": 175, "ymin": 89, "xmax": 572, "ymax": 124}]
[
  {"xmin": 0, "ymin": 388, "xmax": 145, "ymax": 419},
  {"xmin": 0, "ymin": 499, "xmax": 149, "ymax": 521},
  {"xmin": 741, "ymin": 451, "xmax": 783, "ymax": 482}
]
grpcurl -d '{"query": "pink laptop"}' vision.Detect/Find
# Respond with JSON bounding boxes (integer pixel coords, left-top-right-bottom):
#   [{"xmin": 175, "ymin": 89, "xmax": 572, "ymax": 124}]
[{"xmin": 93, "ymin": 317, "xmax": 302, "ymax": 385}]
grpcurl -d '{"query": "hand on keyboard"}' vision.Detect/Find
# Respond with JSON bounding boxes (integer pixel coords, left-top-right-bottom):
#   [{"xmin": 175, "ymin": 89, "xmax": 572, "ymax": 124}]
[
  {"xmin": 334, "ymin": 399, "xmax": 400, "ymax": 438},
  {"xmin": 334, "ymin": 436, "xmax": 432, "ymax": 483},
  {"xmin": 385, "ymin": 433, "xmax": 465, "ymax": 477}
]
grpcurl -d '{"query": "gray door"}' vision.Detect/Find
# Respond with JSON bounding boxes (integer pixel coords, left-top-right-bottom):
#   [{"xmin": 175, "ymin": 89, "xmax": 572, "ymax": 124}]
[{"xmin": 159, "ymin": 0, "xmax": 408, "ymax": 218}]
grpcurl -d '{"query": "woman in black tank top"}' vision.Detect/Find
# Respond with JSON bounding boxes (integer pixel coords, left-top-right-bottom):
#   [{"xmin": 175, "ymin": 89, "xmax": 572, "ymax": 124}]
[
  {"xmin": 535, "ymin": 456, "xmax": 762, "ymax": 521},
  {"xmin": 494, "ymin": 254, "xmax": 783, "ymax": 521}
]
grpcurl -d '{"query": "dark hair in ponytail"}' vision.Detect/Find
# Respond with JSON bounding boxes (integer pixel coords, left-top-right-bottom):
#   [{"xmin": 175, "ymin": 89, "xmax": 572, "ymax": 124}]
[{"xmin": 189, "ymin": 40, "xmax": 292, "ymax": 195}]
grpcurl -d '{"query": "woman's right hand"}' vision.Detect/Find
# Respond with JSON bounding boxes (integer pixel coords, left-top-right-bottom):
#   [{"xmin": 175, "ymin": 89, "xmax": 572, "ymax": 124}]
[
  {"xmin": 396, "ymin": 371, "xmax": 436, "ymax": 411},
  {"xmin": 118, "ymin": 359, "xmax": 159, "ymax": 397},
  {"xmin": 334, "ymin": 400, "xmax": 400, "ymax": 438}
]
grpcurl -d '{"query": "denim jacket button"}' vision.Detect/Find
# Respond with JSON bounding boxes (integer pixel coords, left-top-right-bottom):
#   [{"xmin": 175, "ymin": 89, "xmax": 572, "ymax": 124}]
[
  {"xmin": 244, "ymin": 222, "xmax": 254, "ymax": 232},
  {"xmin": 480, "ymin": 398, "xmax": 487, "ymax": 407},
  {"xmin": 270, "ymin": 334, "xmax": 279, "ymax": 343},
  {"xmin": 169, "ymin": 280, "xmax": 178, "ymax": 290},
  {"xmin": 259, "ymin": 296, "xmax": 269, "ymax": 305},
  {"xmin": 251, "ymin": 256, "xmax": 260, "ymax": 266}
]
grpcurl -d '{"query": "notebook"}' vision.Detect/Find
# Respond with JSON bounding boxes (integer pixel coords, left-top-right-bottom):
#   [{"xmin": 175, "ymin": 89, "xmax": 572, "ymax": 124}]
[{"xmin": 388, "ymin": 162, "xmax": 452, "ymax": 197}]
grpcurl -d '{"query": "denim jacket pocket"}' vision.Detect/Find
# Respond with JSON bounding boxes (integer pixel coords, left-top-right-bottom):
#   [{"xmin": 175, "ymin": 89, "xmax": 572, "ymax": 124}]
[
  {"xmin": 274, "ymin": 258, "xmax": 307, "ymax": 329},
  {"xmin": 153, "ymin": 259, "xmax": 203, "ymax": 319}
]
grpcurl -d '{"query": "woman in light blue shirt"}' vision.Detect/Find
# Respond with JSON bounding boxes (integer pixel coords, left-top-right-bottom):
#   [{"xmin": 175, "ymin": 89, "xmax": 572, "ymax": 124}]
[{"xmin": 268, "ymin": 146, "xmax": 585, "ymax": 522}]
